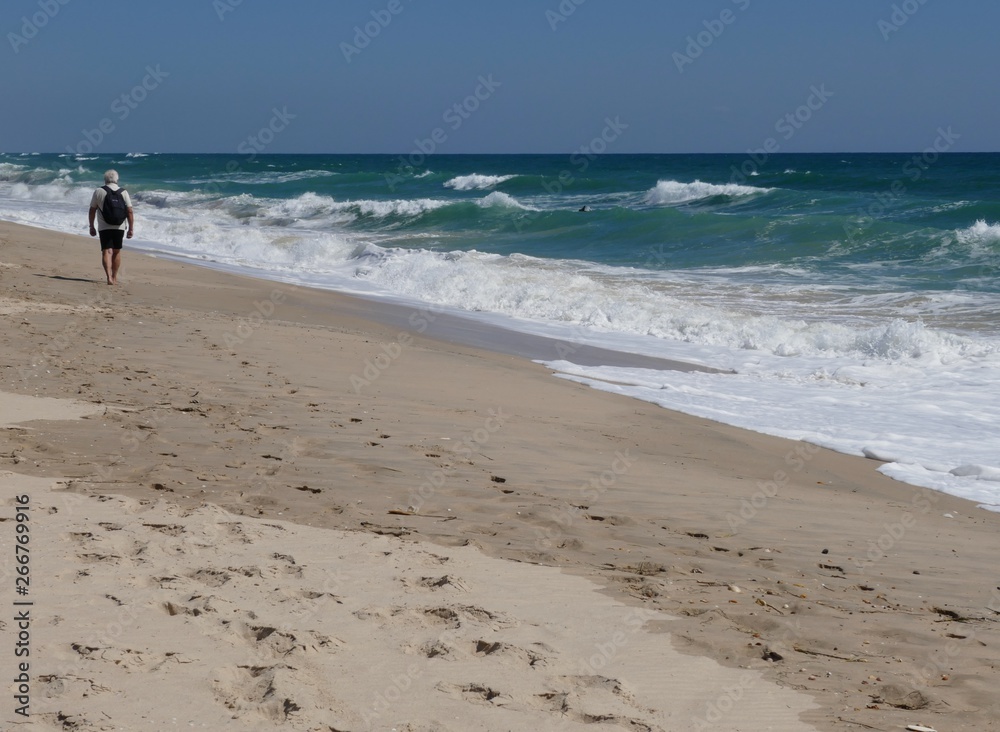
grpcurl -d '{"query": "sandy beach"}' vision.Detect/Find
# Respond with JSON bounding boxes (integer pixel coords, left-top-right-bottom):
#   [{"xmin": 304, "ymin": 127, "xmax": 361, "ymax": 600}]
[{"xmin": 2, "ymin": 219, "xmax": 999, "ymax": 731}]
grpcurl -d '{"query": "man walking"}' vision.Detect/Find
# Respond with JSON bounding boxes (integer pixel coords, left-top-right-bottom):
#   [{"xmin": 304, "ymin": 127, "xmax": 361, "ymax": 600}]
[{"xmin": 88, "ymin": 169, "xmax": 134, "ymax": 285}]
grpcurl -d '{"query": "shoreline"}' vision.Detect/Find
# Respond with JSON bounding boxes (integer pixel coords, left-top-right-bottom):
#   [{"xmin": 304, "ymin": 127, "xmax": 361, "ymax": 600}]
[
  {"xmin": 2, "ymin": 219, "xmax": 1000, "ymax": 730},
  {"xmin": 125, "ymin": 244, "xmax": 725, "ymax": 375}
]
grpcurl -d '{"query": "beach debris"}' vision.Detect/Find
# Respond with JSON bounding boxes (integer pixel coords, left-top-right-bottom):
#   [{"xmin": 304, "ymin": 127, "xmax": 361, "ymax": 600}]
[
  {"xmin": 933, "ymin": 606, "xmax": 972, "ymax": 622},
  {"xmin": 793, "ymin": 645, "xmax": 863, "ymax": 662},
  {"xmin": 490, "ymin": 475, "xmax": 506, "ymax": 483},
  {"xmin": 294, "ymin": 485, "xmax": 321, "ymax": 494},
  {"xmin": 754, "ymin": 597, "xmax": 785, "ymax": 615},
  {"xmin": 389, "ymin": 509, "xmax": 455, "ymax": 520},
  {"xmin": 728, "ymin": 584, "xmax": 741, "ymax": 593},
  {"xmin": 871, "ymin": 685, "xmax": 929, "ymax": 710},
  {"xmin": 359, "ymin": 522, "xmax": 410, "ymax": 537},
  {"xmin": 905, "ymin": 725, "xmax": 937, "ymax": 732},
  {"xmin": 762, "ymin": 647, "xmax": 784, "ymax": 662},
  {"xmin": 606, "ymin": 561, "xmax": 664, "ymax": 577}
]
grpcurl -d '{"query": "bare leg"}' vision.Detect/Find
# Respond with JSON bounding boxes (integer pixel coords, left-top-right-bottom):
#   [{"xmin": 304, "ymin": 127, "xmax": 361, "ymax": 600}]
[
  {"xmin": 102, "ymin": 249, "xmax": 114, "ymax": 285},
  {"xmin": 110, "ymin": 249, "xmax": 122, "ymax": 284}
]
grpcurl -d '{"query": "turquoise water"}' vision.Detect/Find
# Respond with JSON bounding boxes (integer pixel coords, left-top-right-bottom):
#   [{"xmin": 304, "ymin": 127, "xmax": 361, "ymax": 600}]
[{"xmin": 6, "ymin": 152, "xmax": 1000, "ymax": 297}]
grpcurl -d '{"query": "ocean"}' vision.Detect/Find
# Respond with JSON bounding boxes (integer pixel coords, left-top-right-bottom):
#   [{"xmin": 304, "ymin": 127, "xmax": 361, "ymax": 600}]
[{"xmin": 2, "ymin": 151, "xmax": 999, "ymax": 510}]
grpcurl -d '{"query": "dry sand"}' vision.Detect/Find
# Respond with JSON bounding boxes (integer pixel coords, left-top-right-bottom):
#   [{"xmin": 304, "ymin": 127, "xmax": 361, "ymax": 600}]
[{"xmin": 1, "ymin": 220, "xmax": 999, "ymax": 731}]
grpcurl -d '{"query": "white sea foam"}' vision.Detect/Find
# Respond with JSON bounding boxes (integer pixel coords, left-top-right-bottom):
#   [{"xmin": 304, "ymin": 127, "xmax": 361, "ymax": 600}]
[
  {"xmin": 956, "ymin": 219, "xmax": 1000, "ymax": 245},
  {"xmin": 252, "ymin": 170, "xmax": 338, "ymax": 184},
  {"xmin": 275, "ymin": 191, "xmax": 534, "ymax": 220},
  {"xmin": 255, "ymin": 191, "xmax": 336, "ymax": 219},
  {"xmin": 331, "ymin": 197, "xmax": 451, "ymax": 219},
  {"xmin": 0, "ymin": 163, "xmax": 28, "ymax": 180},
  {"xmin": 177, "ymin": 189, "xmax": 453, "ymax": 221},
  {"xmin": 0, "ymin": 165, "xmax": 88, "ymax": 187},
  {"xmin": 186, "ymin": 170, "xmax": 337, "ymax": 186},
  {"xmin": 445, "ymin": 173, "xmax": 517, "ymax": 190},
  {"xmin": 8, "ymin": 181, "xmax": 91, "ymax": 203},
  {"xmin": 645, "ymin": 179, "xmax": 772, "ymax": 205},
  {"xmin": 540, "ymin": 351, "xmax": 1000, "ymax": 511},
  {"xmin": 347, "ymin": 245, "xmax": 993, "ymax": 363}
]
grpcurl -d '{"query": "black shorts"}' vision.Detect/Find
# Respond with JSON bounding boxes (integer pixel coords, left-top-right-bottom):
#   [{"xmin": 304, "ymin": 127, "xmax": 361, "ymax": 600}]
[{"xmin": 99, "ymin": 229, "xmax": 125, "ymax": 250}]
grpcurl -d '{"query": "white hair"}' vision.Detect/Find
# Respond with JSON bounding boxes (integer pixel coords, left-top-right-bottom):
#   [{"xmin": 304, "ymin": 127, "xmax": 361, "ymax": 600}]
[{"xmin": 103, "ymin": 169, "xmax": 119, "ymax": 184}]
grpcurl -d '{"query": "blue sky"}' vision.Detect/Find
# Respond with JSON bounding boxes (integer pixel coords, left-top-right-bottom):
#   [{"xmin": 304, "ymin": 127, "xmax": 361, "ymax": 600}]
[{"xmin": 4, "ymin": 0, "xmax": 997, "ymax": 154}]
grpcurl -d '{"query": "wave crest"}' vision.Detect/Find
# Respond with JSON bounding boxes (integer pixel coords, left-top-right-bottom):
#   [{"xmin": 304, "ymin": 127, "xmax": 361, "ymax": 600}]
[
  {"xmin": 477, "ymin": 191, "xmax": 533, "ymax": 210},
  {"xmin": 645, "ymin": 179, "xmax": 771, "ymax": 205},
  {"xmin": 956, "ymin": 220, "xmax": 1000, "ymax": 245},
  {"xmin": 445, "ymin": 173, "xmax": 517, "ymax": 191},
  {"xmin": 333, "ymin": 197, "xmax": 451, "ymax": 219}
]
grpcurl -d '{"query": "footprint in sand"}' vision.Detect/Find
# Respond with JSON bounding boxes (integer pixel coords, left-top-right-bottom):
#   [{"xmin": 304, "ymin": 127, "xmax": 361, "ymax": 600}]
[
  {"xmin": 413, "ymin": 574, "xmax": 471, "ymax": 593},
  {"xmin": 435, "ymin": 681, "xmax": 508, "ymax": 706},
  {"xmin": 472, "ymin": 639, "xmax": 549, "ymax": 668},
  {"xmin": 212, "ymin": 664, "xmax": 302, "ymax": 723},
  {"xmin": 531, "ymin": 675, "xmax": 660, "ymax": 731},
  {"xmin": 142, "ymin": 522, "xmax": 185, "ymax": 536},
  {"xmin": 270, "ymin": 552, "xmax": 304, "ymax": 578},
  {"xmin": 188, "ymin": 568, "xmax": 233, "ymax": 587}
]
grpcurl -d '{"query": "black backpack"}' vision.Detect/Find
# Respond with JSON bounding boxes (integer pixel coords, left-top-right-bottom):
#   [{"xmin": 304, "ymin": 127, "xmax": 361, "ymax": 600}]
[{"xmin": 101, "ymin": 185, "xmax": 129, "ymax": 226}]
